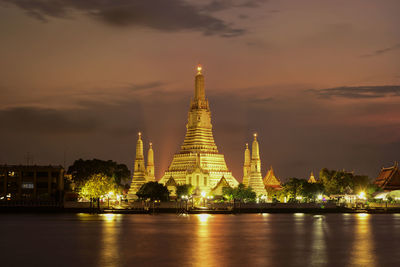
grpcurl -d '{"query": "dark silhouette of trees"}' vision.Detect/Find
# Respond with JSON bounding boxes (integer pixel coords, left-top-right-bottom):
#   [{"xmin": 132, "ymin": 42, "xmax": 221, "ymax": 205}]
[
  {"xmin": 68, "ymin": 158, "xmax": 130, "ymax": 186},
  {"xmin": 136, "ymin": 182, "xmax": 170, "ymax": 201}
]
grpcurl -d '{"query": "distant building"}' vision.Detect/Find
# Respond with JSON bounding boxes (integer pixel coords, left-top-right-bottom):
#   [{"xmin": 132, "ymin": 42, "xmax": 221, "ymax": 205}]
[
  {"xmin": 308, "ymin": 172, "xmax": 317, "ymax": 183},
  {"xmin": 242, "ymin": 134, "xmax": 267, "ymax": 196},
  {"xmin": 374, "ymin": 162, "xmax": 400, "ymax": 191},
  {"xmin": 127, "ymin": 133, "xmax": 155, "ymax": 200},
  {"xmin": 0, "ymin": 165, "xmax": 64, "ymax": 202}
]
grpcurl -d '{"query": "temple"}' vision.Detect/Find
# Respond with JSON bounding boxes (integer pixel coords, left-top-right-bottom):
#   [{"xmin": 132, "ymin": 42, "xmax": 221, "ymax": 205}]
[
  {"xmin": 242, "ymin": 134, "xmax": 267, "ymax": 196},
  {"xmin": 159, "ymin": 65, "xmax": 239, "ymax": 194},
  {"xmin": 374, "ymin": 162, "xmax": 400, "ymax": 191},
  {"xmin": 308, "ymin": 172, "xmax": 317, "ymax": 183},
  {"xmin": 127, "ymin": 133, "xmax": 155, "ymax": 199},
  {"xmin": 264, "ymin": 166, "xmax": 282, "ymax": 190}
]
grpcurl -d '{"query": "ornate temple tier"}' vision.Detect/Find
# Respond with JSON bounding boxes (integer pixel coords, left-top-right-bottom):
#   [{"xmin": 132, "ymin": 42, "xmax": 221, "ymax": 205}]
[{"xmin": 159, "ymin": 65, "xmax": 238, "ymax": 192}]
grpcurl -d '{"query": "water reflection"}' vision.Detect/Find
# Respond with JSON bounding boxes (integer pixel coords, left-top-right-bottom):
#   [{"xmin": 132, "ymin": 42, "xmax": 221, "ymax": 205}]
[
  {"xmin": 350, "ymin": 213, "xmax": 376, "ymax": 267},
  {"xmin": 197, "ymin": 214, "xmax": 211, "ymax": 224},
  {"xmin": 99, "ymin": 214, "xmax": 121, "ymax": 267},
  {"xmin": 192, "ymin": 214, "xmax": 216, "ymax": 267},
  {"xmin": 310, "ymin": 215, "xmax": 327, "ymax": 266}
]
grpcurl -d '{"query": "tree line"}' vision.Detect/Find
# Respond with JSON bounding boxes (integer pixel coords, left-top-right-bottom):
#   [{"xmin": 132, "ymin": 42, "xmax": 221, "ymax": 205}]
[{"xmin": 66, "ymin": 159, "xmax": 380, "ymax": 203}]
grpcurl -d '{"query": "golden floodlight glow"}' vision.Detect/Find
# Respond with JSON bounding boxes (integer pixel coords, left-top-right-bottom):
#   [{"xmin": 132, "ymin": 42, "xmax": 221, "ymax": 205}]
[
  {"xmin": 197, "ymin": 64, "xmax": 202, "ymax": 74},
  {"xmin": 197, "ymin": 214, "xmax": 211, "ymax": 223},
  {"xmin": 254, "ymin": 133, "xmax": 257, "ymax": 138}
]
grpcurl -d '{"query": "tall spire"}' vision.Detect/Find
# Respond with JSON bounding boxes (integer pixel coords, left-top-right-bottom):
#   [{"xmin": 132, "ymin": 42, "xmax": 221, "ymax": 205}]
[
  {"xmin": 134, "ymin": 132, "xmax": 145, "ymax": 172},
  {"xmin": 136, "ymin": 132, "xmax": 144, "ymax": 159},
  {"xmin": 128, "ymin": 132, "xmax": 148, "ymax": 200},
  {"xmin": 243, "ymin": 143, "xmax": 251, "ymax": 186},
  {"xmin": 246, "ymin": 133, "xmax": 266, "ymax": 196},
  {"xmin": 244, "ymin": 143, "xmax": 250, "ymax": 166},
  {"xmin": 159, "ymin": 65, "xmax": 239, "ymax": 192},
  {"xmin": 252, "ymin": 133, "xmax": 260, "ymax": 160},
  {"xmin": 146, "ymin": 142, "xmax": 155, "ymax": 181},
  {"xmin": 194, "ymin": 64, "xmax": 205, "ymax": 101}
]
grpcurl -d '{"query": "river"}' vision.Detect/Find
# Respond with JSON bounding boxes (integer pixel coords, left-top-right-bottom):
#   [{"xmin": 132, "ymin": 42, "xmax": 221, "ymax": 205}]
[{"xmin": 1, "ymin": 213, "xmax": 399, "ymax": 266}]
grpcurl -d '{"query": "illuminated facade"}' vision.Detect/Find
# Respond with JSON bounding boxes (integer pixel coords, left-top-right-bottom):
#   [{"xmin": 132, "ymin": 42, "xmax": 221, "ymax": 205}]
[
  {"xmin": 264, "ymin": 166, "xmax": 282, "ymax": 190},
  {"xmin": 374, "ymin": 162, "xmax": 400, "ymax": 191},
  {"xmin": 127, "ymin": 133, "xmax": 155, "ymax": 199},
  {"xmin": 159, "ymin": 65, "xmax": 239, "ymax": 193},
  {"xmin": 242, "ymin": 134, "xmax": 267, "ymax": 196}
]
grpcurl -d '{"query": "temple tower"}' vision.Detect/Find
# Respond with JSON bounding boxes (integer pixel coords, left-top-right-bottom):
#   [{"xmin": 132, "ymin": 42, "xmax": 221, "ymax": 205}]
[
  {"xmin": 159, "ymin": 65, "xmax": 238, "ymax": 193},
  {"xmin": 248, "ymin": 133, "xmax": 267, "ymax": 196},
  {"xmin": 128, "ymin": 133, "xmax": 155, "ymax": 200},
  {"xmin": 146, "ymin": 142, "xmax": 155, "ymax": 181},
  {"xmin": 242, "ymin": 134, "xmax": 267, "ymax": 196},
  {"xmin": 243, "ymin": 143, "xmax": 251, "ymax": 187}
]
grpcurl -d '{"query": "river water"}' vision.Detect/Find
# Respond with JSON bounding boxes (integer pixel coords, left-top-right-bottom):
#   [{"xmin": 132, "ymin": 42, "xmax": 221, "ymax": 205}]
[{"xmin": 0, "ymin": 213, "xmax": 399, "ymax": 267}]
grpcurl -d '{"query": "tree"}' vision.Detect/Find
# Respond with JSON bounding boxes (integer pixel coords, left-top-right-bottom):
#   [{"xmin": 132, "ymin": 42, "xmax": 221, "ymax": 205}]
[
  {"xmin": 176, "ymin": 184, "xmax": 194, "ymax": 199},
  {"xmin": 319, "ymin": 168, "xmax": 372, "ymax": 196},
  {"xmin": 136, "ymin": 182, "xmax": 170, "ymax": 201},
  {"xmin": 300, "ymin": 182, "xmax": 324, "ymax": 202},
  {"xmin": 79, "ymin": 173, "xmax": 117, "ymax": 209},
  {"xmin": 223, "ymin": 183, "xmax": 256, "ymax": 203},
  {"xmin": 282, "ymin": 178, "xmax": 304, "ymax": 201},
  {"xmin": 68, "ymin": 158, "xmax": 131, "ymax": 186}
]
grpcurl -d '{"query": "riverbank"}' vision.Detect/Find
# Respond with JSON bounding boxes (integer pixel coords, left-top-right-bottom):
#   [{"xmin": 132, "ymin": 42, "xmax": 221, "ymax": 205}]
[{"xmin": 1, "ymin": 205, "xmax": 400, "ymax": 214}]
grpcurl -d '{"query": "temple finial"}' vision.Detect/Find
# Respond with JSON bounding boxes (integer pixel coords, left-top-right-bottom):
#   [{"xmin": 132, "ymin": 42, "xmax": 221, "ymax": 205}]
[
  {"xmin": 197, "ymin": 64, "xmax": 202, "ymax": 75},
  {"xmin": 253, "ymin": 133, "xmax": 257, "ymax": 140},
  {"xmin": 138, "ymin": 132, "xmax": 142, "ymax": 139}
]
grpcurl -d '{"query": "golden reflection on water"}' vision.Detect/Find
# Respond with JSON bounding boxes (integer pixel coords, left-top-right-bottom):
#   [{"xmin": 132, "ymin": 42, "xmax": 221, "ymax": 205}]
[
  {"xmin": 99, "ymin": 214, "xmax": 121, "ymax": 267},
  {"xmin": 197, "ymin": 214, "xmax": 211, "ymax": 224},
  {"xmin": 193, "ymin": 214, "xmax": 216, "ymax": 267},
  {"xmin": 350, "ymin": 213, "xmax": 376, "ymax": 267}
]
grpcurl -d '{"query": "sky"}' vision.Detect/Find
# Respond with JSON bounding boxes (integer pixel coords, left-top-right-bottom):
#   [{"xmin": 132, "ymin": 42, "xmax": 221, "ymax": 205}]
[{"xmin": 0, "ymin": 0, "xmax": 399, "ymax": 182}]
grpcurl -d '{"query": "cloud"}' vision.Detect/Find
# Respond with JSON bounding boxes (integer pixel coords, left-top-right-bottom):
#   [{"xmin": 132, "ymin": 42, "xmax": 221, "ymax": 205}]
[
  {"xmin": 361, "ymin": 43, "xmax": 400, "ymax": 57},
  {"xmin": 1, "ymin": 0, "xmax": 246, "ymax": 37},
  {"xmin": 202, "ymin": 0, "xmax": 267, "ymax": 12},
  {"xmin": 310, "ymin": 85, "xmax": 400, "ymax": 99},
  {"xmin": 127, "ymin": 81, "xmax": 164, "ymax": 91},
  {"xmin": 0, "ymin": 106, "xmax": 100, "ymax": 134}
]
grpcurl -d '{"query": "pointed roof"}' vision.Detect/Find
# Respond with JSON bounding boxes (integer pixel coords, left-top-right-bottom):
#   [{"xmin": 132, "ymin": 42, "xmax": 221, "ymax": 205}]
[
  {"xmin": 212, "ymin": 176, "xmax": 230, "ymax": 190},
  {"xmin": 308, "ymin": 172, "xmax": 317, "ymax": 183},
  {"xmin": 165, "ymin": 176, "xmax": 178, "ymax": 187},
  {"xmin": 374, "ymin": 162, "xmax": 400, "ymax": 191},
  {"xmin": 263, "ymin": 167, "xmax": 282, "ymax": 189},
  {"xmin": 211, "ymin": 176, "xmax": 232, "ymax": 196}
]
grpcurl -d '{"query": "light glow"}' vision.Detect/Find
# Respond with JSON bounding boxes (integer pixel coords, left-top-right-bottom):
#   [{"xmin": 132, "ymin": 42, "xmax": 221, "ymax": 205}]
[{"xmin": 358, "ymin": 191, "xmax": 366, "ymax": 200}]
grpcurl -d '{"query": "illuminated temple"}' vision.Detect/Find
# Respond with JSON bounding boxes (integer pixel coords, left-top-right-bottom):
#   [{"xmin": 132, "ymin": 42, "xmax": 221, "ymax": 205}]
[
  {"xmin": 242, "ymin": 134, "xmax": 267, "ymax": 196},
  {"xmin": 159, "ymin": 65, "xmax": 239, "ymax": 193},
  {"xmin": 127, "ymin": 133, "xmax": 155, "ymax": 199}
]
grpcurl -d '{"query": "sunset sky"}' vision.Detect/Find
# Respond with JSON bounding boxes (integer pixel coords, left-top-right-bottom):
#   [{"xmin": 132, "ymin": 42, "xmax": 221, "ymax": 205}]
[{"xmin": 0, "ymin": 0, "xmax": 399, "ymax": 181}]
